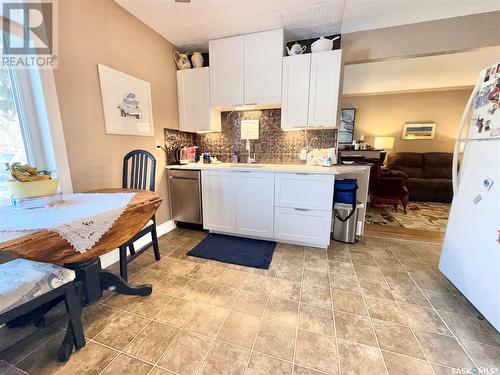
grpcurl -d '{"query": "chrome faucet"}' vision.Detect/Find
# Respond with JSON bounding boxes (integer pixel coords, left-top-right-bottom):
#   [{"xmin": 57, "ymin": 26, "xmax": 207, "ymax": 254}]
[{"xmin": 246, "ymin": 139, "xmax": 255, "ymax": 164}]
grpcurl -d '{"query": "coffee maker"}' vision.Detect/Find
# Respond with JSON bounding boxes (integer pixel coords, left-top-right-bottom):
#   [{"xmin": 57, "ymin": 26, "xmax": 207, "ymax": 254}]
[{"xmin": 175, "ymin": 145, "xmax": 198, "ymax": 164}]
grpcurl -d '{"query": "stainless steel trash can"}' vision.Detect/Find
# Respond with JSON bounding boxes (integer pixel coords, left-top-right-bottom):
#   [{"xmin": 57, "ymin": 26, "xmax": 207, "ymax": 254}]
[{"xmin": 333, "ymin": 202, "xmax": 359, "ymax": 244}]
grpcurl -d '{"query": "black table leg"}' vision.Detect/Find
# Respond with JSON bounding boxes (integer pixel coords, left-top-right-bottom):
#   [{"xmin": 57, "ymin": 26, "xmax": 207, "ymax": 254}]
[
  {"xmin": 100, "ymin": 271, "xmax": 152, "ymax": 296},
  {"xmin": 65, "ymin": 257, "xmax": 152, "ymax": 306},
  {"xmin": 65, "ymin": 258, "xmax": 103, "ymax": 305}
]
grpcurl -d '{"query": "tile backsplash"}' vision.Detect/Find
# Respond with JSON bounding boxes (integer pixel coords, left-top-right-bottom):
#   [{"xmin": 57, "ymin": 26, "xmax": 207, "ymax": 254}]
[{"xmin": 164, "ymin": 109, "xmax": 337, "ymax": 164}]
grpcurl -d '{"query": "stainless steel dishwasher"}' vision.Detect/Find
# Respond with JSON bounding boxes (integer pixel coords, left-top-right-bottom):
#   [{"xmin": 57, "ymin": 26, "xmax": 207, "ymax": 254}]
[{"xmin": 168, "ymin": 169, "xmax": 202, "ymax": 224}]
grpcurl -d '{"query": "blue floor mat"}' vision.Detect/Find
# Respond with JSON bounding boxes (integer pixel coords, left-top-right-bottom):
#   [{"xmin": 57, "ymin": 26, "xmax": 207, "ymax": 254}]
[{"xmin": 187, "ymin": 233, "xmax": 277, "ymax": 269}]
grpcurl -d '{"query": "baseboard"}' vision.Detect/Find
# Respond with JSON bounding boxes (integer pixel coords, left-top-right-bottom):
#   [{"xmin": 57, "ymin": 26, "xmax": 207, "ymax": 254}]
[{"xmin": 100, "ymin": 219, "xmax": 176, "ymax": 268}]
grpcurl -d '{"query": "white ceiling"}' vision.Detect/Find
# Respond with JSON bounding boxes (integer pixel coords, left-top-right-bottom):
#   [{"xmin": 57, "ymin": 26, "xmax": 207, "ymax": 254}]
[
  {"xmin": 116, "ymin": 0, "xmax": 500, "ymax": 51},
  {"xmin": 343, "ymin": 46, "xmax": 500, "ymax": 95}
]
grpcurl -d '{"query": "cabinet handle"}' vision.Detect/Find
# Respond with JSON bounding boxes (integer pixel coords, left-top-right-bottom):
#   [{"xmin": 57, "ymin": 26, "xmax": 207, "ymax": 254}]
[
  {"xmin": 295, "ymin": 173, "xmax": 311, "ymax": 175},
  {"xmin": 294, "ymin": 208, "xmax": 311, "ymax": 211}
]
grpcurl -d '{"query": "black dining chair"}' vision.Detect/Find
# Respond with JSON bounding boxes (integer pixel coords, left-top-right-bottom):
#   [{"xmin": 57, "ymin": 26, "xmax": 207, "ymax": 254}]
[{"xmin": 120, "ymin": 149, "xmax": 160, "ymax": 281}]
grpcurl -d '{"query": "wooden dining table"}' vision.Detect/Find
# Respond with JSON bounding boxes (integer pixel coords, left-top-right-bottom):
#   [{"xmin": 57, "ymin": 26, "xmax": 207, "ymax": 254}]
[{"xmin": 0, "ymin": 188, "xmax": 163, "ymax": 305}]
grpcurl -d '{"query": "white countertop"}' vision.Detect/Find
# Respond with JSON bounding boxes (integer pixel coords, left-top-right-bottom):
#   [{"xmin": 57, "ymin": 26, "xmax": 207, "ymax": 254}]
[{"xmin": 166, "ymin": 162, "xmax": 369, "ymax": 175}]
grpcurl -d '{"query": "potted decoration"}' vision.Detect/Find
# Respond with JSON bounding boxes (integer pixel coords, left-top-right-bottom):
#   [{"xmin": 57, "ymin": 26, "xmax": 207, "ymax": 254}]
[{"xmin": 6, "ymin": 163, "xmax": 59, "ymax": 199}]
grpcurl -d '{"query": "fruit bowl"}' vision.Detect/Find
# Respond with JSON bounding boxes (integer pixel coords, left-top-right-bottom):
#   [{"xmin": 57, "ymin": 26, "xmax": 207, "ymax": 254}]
[{"xmin": 6, "ymin": 179, "xmax": 59, "ymax": 199}]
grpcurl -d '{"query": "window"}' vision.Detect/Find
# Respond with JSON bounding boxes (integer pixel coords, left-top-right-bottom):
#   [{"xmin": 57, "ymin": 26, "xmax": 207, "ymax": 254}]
[
  {"xmin": 0, "ymin": 24, "xmax": 73, "ymax": 197},
  {"xmin": 0, "ymin": 64, "xmax": 31, "ymax": 198}
]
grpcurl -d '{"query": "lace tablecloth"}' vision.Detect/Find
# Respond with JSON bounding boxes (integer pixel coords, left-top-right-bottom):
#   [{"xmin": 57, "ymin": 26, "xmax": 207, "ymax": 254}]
[{"xmin": 0, "ymin": 193, "xmax": 135, "ymax": 253}]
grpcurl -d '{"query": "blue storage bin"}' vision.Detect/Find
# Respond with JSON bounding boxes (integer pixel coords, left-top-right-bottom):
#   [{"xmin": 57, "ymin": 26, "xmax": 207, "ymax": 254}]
[{"xmin": 334, "ymin": 179, "xmax": 358, "ymax": 206}]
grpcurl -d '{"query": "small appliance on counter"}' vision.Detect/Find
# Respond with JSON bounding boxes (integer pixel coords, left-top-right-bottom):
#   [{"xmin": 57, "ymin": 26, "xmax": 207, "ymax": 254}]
[{"xmin": 175, "ymin": 145, "xmax": 198, "ymax": 165}]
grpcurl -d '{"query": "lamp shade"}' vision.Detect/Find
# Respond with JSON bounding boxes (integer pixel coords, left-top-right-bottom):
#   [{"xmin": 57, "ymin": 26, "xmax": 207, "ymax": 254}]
[{"xmin": 374, "ymin": 136, "xmax": 394, "ymax": 150}]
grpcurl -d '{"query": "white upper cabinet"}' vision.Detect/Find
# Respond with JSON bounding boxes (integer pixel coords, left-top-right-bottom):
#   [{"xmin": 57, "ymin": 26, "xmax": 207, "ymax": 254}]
[
  {"xmin": 244, "ymin": 29, "xmax": 283, "ymax": 106},
  {"xmin": 308, "ymin": 50, "xmax": 342, "ymax": 127},
  {"xmin": 209, "ymin": 29, "xmax": 283, "ymax": 108},
  {"xmin": 281, "ymin": 54, "xmax": 311, "ymax": 130},
  {"xmin": 209, "ymin": 35, "xmax": 245, "ymax": 107},
  {"xmin": 281, "ymin": 49, "xmax": 342, "ymax": 129},
  {"xmin": 177, "ymin": 67, "xmax": 220, "ymax": 133}
]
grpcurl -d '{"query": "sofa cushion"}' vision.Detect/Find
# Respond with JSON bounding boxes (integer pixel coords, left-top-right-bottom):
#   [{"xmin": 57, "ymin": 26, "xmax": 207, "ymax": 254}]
[
  {"xmin": 0, "ymin": 259, "xmax": 75, "ymax": 314},
  {"xmin": 407, "ymin": 178, "xmax": 453, "ymax": 203},
  {"xmin": 382, "ymin": 168, "xmax": 408, "ymax": 179},
  {"xmin": 386, "ymin": 153, "xmax": 424, "ymax": 178},
  {"xmin": 423, "ymin": 153, "xmax": 453, "ymax": 179}
]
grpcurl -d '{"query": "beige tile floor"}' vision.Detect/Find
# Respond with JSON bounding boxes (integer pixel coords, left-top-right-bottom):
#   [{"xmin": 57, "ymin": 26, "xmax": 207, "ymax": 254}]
[{"xmin": 1, "ymin": 228, "xmax": 499, "ymax": 375}]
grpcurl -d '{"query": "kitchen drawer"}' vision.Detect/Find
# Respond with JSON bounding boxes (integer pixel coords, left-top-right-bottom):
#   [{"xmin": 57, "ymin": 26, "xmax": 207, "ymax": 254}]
[
  {"xmin": 275, "ymin": 173, "xmax": 334, "ymax": 210},
  {"xmin": 274, "ymin": 207, "xmax": 331, "ymax": 248}
]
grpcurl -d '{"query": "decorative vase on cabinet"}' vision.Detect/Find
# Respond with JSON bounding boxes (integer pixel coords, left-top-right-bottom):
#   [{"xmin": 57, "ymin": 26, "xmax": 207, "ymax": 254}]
[
  {"xmin": 173, "ymin": 51, "xmax": 191, "ymax": 70},
  {"xmin": 191, "ymin": 52, "xmax": 204, "ymax": 68}
]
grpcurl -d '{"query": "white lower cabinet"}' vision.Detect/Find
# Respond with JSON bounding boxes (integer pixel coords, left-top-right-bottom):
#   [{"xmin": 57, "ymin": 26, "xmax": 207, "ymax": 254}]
[
  {"xmin": 201, "ymin": 170, "xmax": 334, "ymax": 248},
  {"xmin": 201, "ymin": 170, "xmax": 237, "ymax": 233},
  {"xmin": 275, "ymin": 173, "xmax": 334, "ymax": 210},
  {"xmin": 202, "ymin": 170, "xmax": 274, "ymax": 238},
  {"xmin": 236, "ymin": 172, "xmax": 274, "ymax": 238},
  {"xmin": 274, "ymin": 207, "xmax": 332, "ymax": 248}
]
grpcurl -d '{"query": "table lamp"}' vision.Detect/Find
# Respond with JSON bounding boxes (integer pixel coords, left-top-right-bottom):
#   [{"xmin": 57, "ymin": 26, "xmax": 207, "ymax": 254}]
[{"xmin": 374, "ymin": 136, "xmax": 394, "ymax": 165}]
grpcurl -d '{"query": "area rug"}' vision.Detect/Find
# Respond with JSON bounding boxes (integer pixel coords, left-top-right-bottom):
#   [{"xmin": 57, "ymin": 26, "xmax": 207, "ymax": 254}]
[
  {"xmin": 365, "ymin": 202, "xmax": 450, "ymax": 232},
  {"xmin": 187, "ymin": 233, "xmax": 276, "ymax": 269}
]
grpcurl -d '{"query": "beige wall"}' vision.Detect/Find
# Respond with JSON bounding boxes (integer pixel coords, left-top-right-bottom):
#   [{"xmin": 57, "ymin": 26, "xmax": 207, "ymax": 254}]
[
  {"xmin": 342, "ymin": 11, "xmax": 500, "ymax": 63},
  {"xmin": 341, "ymin": 89, "xmax": 472, "ymax": 153},
  {"xmin": 54, "ymin": 0, "xmax": 179, "ymax": 223},
  {"xmin": 339, "ymin": 12, "xmax": 498, "ymax": 156}
]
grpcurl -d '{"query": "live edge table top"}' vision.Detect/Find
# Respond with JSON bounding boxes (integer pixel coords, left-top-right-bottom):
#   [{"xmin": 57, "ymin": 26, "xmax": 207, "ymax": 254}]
[{"xmin": 0, "ymin": 188, "xmax": 162, "ymax": 265}]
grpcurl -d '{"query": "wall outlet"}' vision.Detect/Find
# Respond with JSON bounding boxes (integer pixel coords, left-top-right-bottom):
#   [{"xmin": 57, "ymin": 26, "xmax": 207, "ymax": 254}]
[
  {"xmin": 300, "ymin": 149, "xmax": 307, "ymax": 160},
  {"xmin": 155, "ymin": 140, "xmax": 162, "ymax": 149}
]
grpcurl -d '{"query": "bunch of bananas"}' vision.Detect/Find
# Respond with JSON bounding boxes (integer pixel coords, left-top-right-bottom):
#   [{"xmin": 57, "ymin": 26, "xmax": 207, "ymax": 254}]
[{"xmin": 7, "ymin": 163, "xmax": 51, "ymax": 182}]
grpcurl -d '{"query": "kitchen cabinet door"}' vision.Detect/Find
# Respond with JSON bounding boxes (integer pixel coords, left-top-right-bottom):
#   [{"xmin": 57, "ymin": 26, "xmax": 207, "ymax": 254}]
[
  {"xmin": 281, "ymin": 54, "xmax": 311, "ymax": 130},
  {"xmin": 244, "ymin": 29, "xmax": 283, "ymax": 106},
  {"xmin": 274, "ymin": 207, "xmax": 331, "ymax": 248},
  {"xmin": 177, "ymin": 67, "xmax": 220, "ymax": 133},
  {"xmin": 201, "ymin": 170, "xmax": 237, "ymax": 233},
  {"xmin": 307, "ymin": 50, "xmax": 342, "ymax": 127},
  {"xmin": 209, "ymin": 35, "xmax": 245, "ymax": 107},
  {"xmin": 236, "ymin": 172, "xmax": 274, "ymax": 238},
  {"xmin": 275, "ymin": 172, "xmax": 335, "ymax": 210}
]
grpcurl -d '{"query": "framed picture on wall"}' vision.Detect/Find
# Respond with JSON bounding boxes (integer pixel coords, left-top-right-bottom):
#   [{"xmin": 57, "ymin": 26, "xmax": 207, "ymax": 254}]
[
  {"xmin": 339, "ymin": 108, "xmax": 356, "ymax": 144},
  {"xmin": 98, "ymin": 64, "xmax": 154, "ymax": 136},
  {"xmin": 402, "ymin": 122, "xmax": 436, "ymax": 140}
]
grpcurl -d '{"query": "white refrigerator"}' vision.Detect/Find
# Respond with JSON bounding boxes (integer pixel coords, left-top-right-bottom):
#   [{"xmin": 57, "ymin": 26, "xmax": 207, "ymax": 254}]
[{"xmin": 439, "ymin": 61, "xmax": 500, "ymax": 331}]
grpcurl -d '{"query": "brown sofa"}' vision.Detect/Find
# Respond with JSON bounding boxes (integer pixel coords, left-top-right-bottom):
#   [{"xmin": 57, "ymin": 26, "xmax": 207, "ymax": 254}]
[{"xmin": 385, "ymin": 152, "xmax": 453, "ymax": 203}]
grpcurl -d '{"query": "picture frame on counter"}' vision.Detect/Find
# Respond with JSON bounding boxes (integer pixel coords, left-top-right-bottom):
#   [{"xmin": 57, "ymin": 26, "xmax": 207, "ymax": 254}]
[
  {"xmin": 401, "ymin": 122, "xmax": 436, "ymax": 140},
  {"xmin": 98, "ymin": 64, "xmax": 154, "ymax": 137}
]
